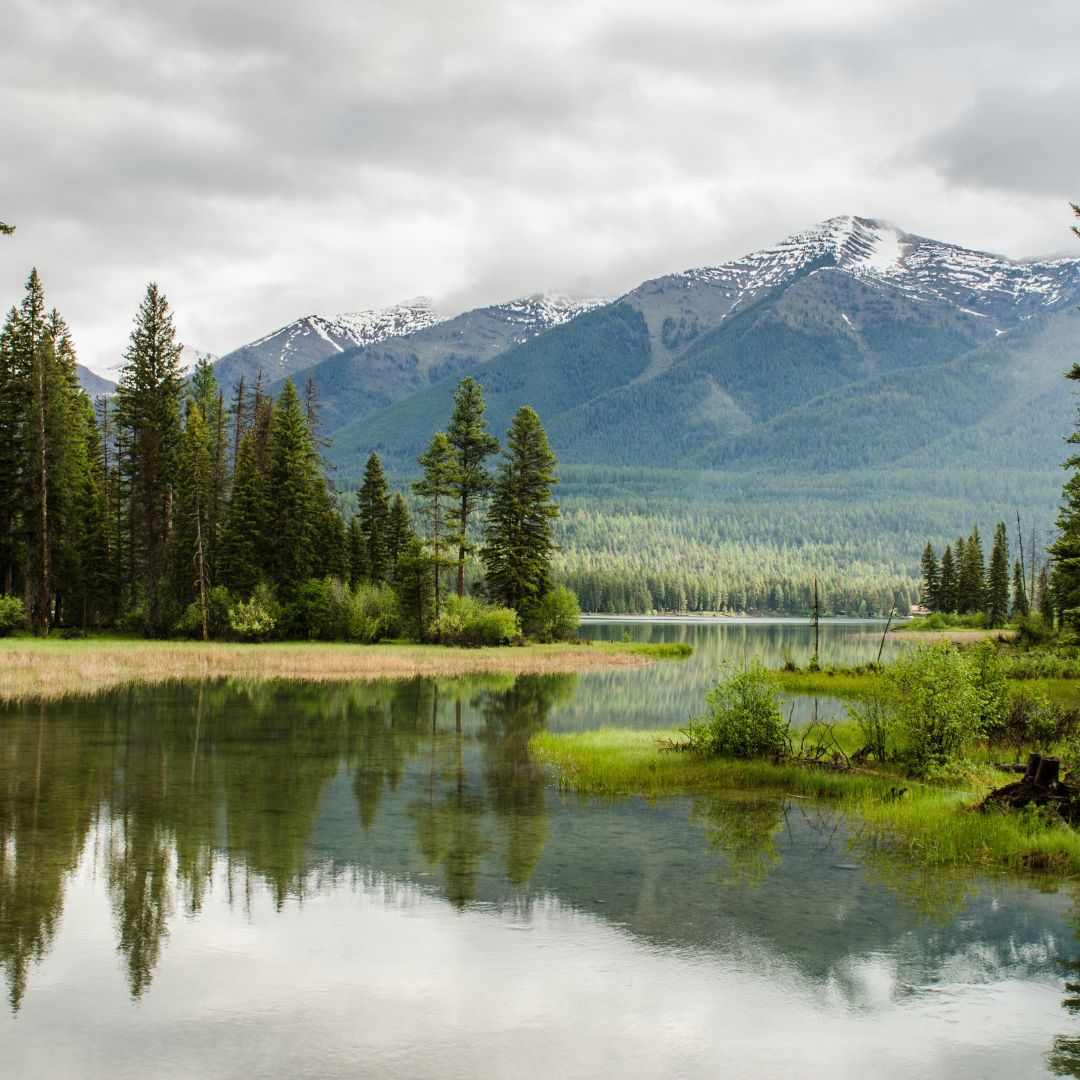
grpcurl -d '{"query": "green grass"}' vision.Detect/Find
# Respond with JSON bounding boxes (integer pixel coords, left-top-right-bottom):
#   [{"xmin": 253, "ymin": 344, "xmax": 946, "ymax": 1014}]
[{"xmin": 530, "ymin": 728, "xmax": 1080, "ymax": 874}]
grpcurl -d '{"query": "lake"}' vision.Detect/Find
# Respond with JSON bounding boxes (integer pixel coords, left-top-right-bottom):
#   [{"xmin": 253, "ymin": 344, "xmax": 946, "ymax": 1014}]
[{"xmin": 2, "ymin": 620, "xmax": 1079, "ymax": 1079}]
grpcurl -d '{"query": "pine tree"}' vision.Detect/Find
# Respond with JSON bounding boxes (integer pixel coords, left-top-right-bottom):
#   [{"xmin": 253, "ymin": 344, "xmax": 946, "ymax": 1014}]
[
  {"xmin": 1012, "ymin": 560, "xmax": 1029, "ymax": 618},
  {"xmin": 986, "ymin": 521, "xmax": 1010, "ymax": 628},
  {"xmin": 919, "ymin": 542, "xmax": 939, "ymax": 609},
  {"xmin": 170, "ymin": 400, "xmax": 213, "ymax": 636},
  {"xmin": 1050, "ymin": 362, "xmax": 1080, "ymax": 631},
  {"xmin": 114, "ymin": 283, "xmax": 184, "ymax": 635},
  {"xmin": 346, "ymin": 515, "xmax": 367, "ymax": 587},
  {"xmin": 358, "ymin": 452, "xmax": 390, "ymax": 583},
  {"xmin": 385, "ymin": 493, "xmax": 414, "ymax": 577},
  {"xmin": 395, "ymin": 536, "xmax": 435, "ymax": 641},
  {"xmin": 267, "ymin": 379, "xmax": 320, "ymax": 600},
  {"xmin": 412, "ymin": 431, "xmax": 460, "ymax": 622},
  {"xmin": 481, "ymin": 407, "xmax": 560, "ymax": 624},
  {"xmin": 447, "ymin": 377, "xmax": 499, "ymax": 598},
  {"xmin": 957, "ymin": 526, "xmax": 985, "ymax": 615},
  {"xmin": 1038, "ymin": 565, "xmax": 1054, "ymax": 624},
  {"xmin": 189, "ymin": 359, "xmax": 228, "ymax": 584},
  {"xmin": 938, "ymin": 544, "xmax": 957, "ymax": 613},
  {"xmin": 220, "ymin": 432, "xmax": 266, "ymax": 598}
]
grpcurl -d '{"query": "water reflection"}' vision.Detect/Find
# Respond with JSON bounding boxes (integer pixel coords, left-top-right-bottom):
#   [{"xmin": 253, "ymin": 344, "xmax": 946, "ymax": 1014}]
[
  {"xmin": 562, "ymin": 618, "xmax": 900, "ymax": 729},
  {"xmin": 1, "ymin": 672, "xmax": 1080, "ymax": 1078}
]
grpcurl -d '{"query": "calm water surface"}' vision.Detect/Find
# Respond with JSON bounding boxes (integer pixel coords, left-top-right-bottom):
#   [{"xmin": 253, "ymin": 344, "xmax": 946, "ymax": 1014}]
[{"xmin": 3, "ymin": 621, "xmax": 1080, "ymax": 1079}]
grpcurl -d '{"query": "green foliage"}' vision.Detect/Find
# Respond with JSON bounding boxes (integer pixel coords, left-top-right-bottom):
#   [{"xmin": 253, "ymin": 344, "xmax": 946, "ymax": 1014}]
[
  {"xmin": 358, "ymin": 452, "xmax": 390, "ymax": 583},
  {"xmin": 482, "ymin": 406, "xmax": 560, "ymax": 620},
  {"xmin": 431, "ymin": 593, "xmax": 519, "ymax": 647},
  {"xmin": 228, "ymin": 583, "xmax": 279, "ymax": 642},
  {"xmin": 684, "ymin": 661, "xmax": 787, "ymax": 759},
  {"xmin": 345, "ymin": 581, "xmax": 400, "ymax": 643},
  {"xmin": 531, "ymin": 585, "xmax": 580, "ymax": 642},
  {"xmin": 114, "ymin": 283, "xmax": 185, "ymax": 636},
  {"xmin": 883, "ymin": 643, "xmax": 1004, "ymax": 777},
  {"xmin": 988, "ymin": 684, "xmax": 1071, "ymax": 761},
  {"xmin": 0, "ymin": 595, "xmax": 24, "ymax": 635},
  {"xmin": 847, "ymin": 686, "xmax": 894, "ymax": 763}
]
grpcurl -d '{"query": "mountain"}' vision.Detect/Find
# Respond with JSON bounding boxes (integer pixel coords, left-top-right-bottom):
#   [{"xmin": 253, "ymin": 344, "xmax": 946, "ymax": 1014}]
[
  {"xmin": 214, "ymin": 298, "xmax": 444, "ymax": 390},
  {"xmin": 269, "ymin": 293, "xmax": 606, "ymax": 434},
  {"xmin": 76, "ymin": 364, "xmax": 115, "ymax": 398},
  {"xmin": 318, "ymin": 217, "xmax": 1080, "ymax": 475}
]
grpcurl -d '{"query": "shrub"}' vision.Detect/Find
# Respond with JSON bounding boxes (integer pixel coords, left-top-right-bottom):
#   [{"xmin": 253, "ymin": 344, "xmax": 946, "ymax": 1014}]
[
  {"xmin": 532, "ymin": 586, "xmax": 580, "ymax": 642},
  {"xmin": 432, "ymin": 594, "xmax": 519, "ymax": 647},
  {"xmin": 847, "ymin": 683, "xmax": 895, "ymax": 763},
  {"xmin": 228, "ymin": 583, "xmax": 279, "ymax": 642},
  {"xmin": 684, "ymin": 660, "xmax": 787, "ymax": 759},
  {"xmin": 346, "ymin": 582, "xmax": 399, "ymax": 643},
  {"xmin": 884, "ymin": 643, "xmax": 992, "ymax": 776},
  {"xmin": 0, "ymin": 595, "xmax": 24, "ymax": 636}
]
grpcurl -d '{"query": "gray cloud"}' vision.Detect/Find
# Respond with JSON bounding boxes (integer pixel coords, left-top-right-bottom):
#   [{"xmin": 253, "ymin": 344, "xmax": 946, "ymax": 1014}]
[{"xmin": 2, "ymin": 0, "xmax": 1079, "ymax": 372}]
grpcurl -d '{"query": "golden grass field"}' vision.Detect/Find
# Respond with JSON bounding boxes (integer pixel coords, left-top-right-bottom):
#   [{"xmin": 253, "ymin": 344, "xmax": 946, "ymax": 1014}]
[{"xmin": 0, "ymin": 637, "xmax": 661, "ymax": 703}]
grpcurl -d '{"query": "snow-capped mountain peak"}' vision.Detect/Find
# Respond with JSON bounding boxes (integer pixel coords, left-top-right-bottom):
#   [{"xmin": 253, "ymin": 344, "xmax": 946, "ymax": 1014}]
[{"xmin": 677, "ymin": 215, "xmax": 1080, "ymax": 324}]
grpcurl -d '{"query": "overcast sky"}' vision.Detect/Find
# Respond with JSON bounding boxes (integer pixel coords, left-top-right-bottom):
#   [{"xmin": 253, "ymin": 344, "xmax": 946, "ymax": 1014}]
[{"xmin": 2, "ymin": 0, "xmax": 1079, "ymax": 375}]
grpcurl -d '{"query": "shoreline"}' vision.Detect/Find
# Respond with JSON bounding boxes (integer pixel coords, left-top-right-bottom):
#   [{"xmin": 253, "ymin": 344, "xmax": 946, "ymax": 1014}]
[{"xmin": 0, "ymin": 638, "xmax": 674, "ymax": 704}]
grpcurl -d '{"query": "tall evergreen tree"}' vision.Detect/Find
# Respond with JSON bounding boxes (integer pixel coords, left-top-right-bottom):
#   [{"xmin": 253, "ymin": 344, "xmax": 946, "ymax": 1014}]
[
  {"xmin": 358, "ymin": 452, "xmax": 390, "ymax": 583},
  {"xmin": 957, "ymin": 525, "xmax": 985, "ymax": 615},
  {"xmin": 482, "ymin": 407, "xmax": 560, "ymax": 623},
  {"xmin": 189, "ymin": 359, "xmax": 228, "ymax": 584},
  {"xmin": 114, "ymin": 283, "xmax": 184, "ymax": 635},
  {"xmin": 986, "ymin": 521, "xmax": 1010, "ymax": 628},
  {"xmin": 919, "ymin": 542, "xmax": 939, "ymax": 609},
  {"xmin": 1038, "ymin": 565, "xmax": 1054, "ymax": 625},
  {"xmin": 412, "ymin": 432, "xmax": 460, "ymax": 623},
  {"xmin": 267, "ymin": 379, "xmax": 320, "ymax": 600},
  {"xmin": 447, "ymin": 377, "xmax": 499, "ymax": 598},
  {"xmin": 1051, "ymin": 361, "xmax": 1080, "ymax": 631},
  {"xmin": 385, "ymin": 493, "xmax": 413, "ymax": 578},
  {"xmin": 1012, "ymin": 560, "xmax": 1029, "ymax": 618},
  {"xmin": 938, "ymin": 544, "xmax": 957, "ymax": 613},
  {"xmin": 220, "ymin": 432, "xmax": 266, "ymax": 598},
  {"xmin": 346, "ymin": 515, "xmax": 367, "ymax": 587},
  {"xmin": 170, "ymin": 400, "xmax": 213, "ymax": 636}
]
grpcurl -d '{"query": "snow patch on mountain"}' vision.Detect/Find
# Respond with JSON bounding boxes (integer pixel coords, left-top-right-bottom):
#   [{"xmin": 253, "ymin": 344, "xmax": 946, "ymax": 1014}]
[
  {"xmin": 498, "ymin": 293, "xmax": 607, "ymax": 343},
  {"xmin": 681, "ymin": 215, "xmax": 1080, "ymax": 325}
]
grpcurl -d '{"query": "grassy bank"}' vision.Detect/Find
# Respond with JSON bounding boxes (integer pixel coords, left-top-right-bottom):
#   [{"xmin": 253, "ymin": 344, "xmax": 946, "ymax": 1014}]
[
  {"xmin": 0, "ymin": 636, "xmax": 686, "ymax": 704},
  {"xmin": 530, "ymin": 728, "xmax": 1080, "ymax": 874}
]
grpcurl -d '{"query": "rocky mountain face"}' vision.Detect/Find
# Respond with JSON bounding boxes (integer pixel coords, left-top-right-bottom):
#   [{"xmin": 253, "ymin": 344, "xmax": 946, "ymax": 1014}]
[
  {"xmin": 263, "ymin": 293, "xmax": 606, "ymax": 434},
  {"xmin": 213, "ymin": 298, "xmax": 444, "ymax": 391},
  {"xmin": 319, "ymin": 217, "xmax": 1080, "ymax": 476}
]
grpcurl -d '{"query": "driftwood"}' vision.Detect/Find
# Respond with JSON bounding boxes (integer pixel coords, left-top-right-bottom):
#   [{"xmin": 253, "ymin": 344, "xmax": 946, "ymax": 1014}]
[{"xmin": 980, "ymin": 753, "xmax": 1080, "ymax": 826}]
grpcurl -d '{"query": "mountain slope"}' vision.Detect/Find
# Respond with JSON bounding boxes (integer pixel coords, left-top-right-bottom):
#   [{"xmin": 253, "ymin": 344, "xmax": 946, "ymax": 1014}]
[
  {"xmin": 329, "ymin": 302, "xmax": 651, "ymax": 470},
  {"xmin": 214, "ymin": 298, "xmax": 443, "ymax": 390},
  {"xmin": 279, "ymin": 293, "xmax": 606, "ymax": 435},
  {"xmin": 324, "ymin": 217, "xmax": 1080, "ymax": 475}
]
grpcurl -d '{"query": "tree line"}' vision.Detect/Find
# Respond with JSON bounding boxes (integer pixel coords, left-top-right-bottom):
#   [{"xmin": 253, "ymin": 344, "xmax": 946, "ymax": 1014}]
[
  {"xmin": 919, "ymin": 521, "xmax": 1051, "ymax": 627},
  {"xmin": 0, "ymin": 271, "xmax": 575, "ymax": 643}
]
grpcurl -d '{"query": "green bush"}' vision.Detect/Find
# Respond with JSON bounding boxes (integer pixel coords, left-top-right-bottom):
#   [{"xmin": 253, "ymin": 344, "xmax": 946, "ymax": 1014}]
[
  {"xmin": 847, "ymin": 684, "xmax": 895, "ymax": 763},
  {"xmin": 684, "ymin": 660, "xmax": 787, "ymax": 759},
  {"xmin": 884, "ymin": 643, "xmax": 999, "ymax": 776},
  {"xmin": 346, "ymin": 582, "xmax": 400, "ymax": 643},
  {"xmin": 0, "ymin": 595, "xmax": 24, "ymax": 636},
  {"xmin": 432, "ymin": 594, "xmax": 520, "ymax": 647},
  {"xmin": 532, "ymin": 586, "xmax": 581, "ymax": 642},
  {"xmin": 228, "ymin": 583, "xmax": 279, "ymax": 642}
]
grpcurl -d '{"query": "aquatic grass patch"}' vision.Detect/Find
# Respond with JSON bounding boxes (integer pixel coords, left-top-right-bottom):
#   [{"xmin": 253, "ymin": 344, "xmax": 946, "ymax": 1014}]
[
  {"xmin": 0, "ymin": 637, "xmax": 686, "ymax": 704},
  {"xmin": 530, "ymin": 728, "xmax": 1080, "ymax": 874}
]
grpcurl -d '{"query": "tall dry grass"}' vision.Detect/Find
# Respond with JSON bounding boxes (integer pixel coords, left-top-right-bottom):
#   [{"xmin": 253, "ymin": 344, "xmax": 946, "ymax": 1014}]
[{"xmin": 0, "ymin": 638, "xmax": 650, "ymax": 703}]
